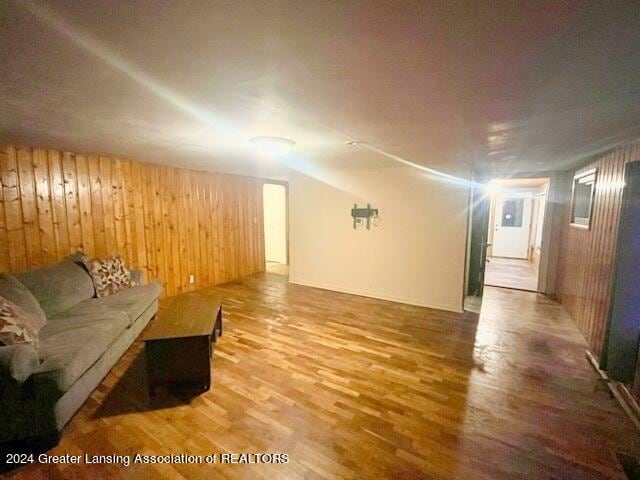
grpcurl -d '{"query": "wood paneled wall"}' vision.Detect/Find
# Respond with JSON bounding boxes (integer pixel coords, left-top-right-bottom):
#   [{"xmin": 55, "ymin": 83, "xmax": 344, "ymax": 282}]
[
  {"xmin": 0, "ymin": 145, "xmax": 265, "ymax": 297},
  {"xmin": 556, "ymin": 142, "xmax": 640, "ymax": 357}
]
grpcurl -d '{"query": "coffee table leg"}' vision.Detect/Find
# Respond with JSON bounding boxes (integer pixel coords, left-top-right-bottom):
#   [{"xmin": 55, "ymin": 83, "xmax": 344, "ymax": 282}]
[
  {"xmin": 145, "ymin": 341, "xmax": 158, "ymax": 398},
  {"xmin": 215, "ymin": 308, "xmax": 223, "ymax": 339}
]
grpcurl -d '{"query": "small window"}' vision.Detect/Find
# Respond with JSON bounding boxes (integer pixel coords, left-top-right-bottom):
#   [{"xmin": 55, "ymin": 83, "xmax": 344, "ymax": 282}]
[
  {"xmin": 501, "ymin": 198, "xmax": 524, "ymax": 227},
  {"xmin": 571, "ymin": 169, "xmax": 597, "ymax": 228}
]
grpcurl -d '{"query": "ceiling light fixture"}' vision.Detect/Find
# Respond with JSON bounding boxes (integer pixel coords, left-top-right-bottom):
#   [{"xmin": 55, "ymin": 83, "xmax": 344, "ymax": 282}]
[{"xmin": 250, "ymin": 136, "xmax": 295, "ymax": 159}]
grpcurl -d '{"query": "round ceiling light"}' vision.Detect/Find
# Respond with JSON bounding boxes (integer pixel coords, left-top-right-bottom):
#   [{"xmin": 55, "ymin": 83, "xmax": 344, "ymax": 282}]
[{"xmin": 249, "ymin": 136, "xmax": 295, "ymax": 158}]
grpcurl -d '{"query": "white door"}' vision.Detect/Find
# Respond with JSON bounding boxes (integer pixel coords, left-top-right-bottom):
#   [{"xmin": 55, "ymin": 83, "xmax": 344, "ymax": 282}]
[{"xmin": 492, "ymin": 194, "xmax": 532, "ymax": 259}]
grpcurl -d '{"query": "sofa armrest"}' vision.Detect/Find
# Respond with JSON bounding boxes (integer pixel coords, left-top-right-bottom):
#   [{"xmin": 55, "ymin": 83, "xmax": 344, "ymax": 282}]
[
  {"xmin": 0, "ymin": 344, "xmax": 40, "ymax": 383},
  {"xmin": 131, "ymin": 269, "xmax": 146, "ymax": 286}
]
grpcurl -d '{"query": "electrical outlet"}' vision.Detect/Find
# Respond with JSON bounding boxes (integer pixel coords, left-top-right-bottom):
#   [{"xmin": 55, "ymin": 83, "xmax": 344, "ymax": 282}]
[{"xmin": 189, "ymin": 274, "xmax": 195, "ymax": 284}]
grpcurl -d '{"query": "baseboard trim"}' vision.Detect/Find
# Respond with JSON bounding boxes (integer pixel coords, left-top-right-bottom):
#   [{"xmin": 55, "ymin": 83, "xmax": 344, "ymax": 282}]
[
  {"xmin": 586, "ymin": 350, "xmax": 640, "ymax": 432},
  {"xmin": 288, "ymin": 277, "xmax": 463, "ymax": 313}
]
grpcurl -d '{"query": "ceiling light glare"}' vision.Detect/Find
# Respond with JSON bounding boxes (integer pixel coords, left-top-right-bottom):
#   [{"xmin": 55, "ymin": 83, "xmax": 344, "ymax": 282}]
[
  {"xmin": 485, "ymin": 180, "xmax": 501, "ymax": 195},
  {"xmin": 250, "ymin": 136, "xmax": 295, "ymax": 159}
]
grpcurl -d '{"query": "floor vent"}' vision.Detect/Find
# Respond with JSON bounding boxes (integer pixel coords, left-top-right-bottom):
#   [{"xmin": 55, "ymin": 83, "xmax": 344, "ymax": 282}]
[{"xmin": 617, "ymin": 451, "xmax": 640, "ymax": 480}]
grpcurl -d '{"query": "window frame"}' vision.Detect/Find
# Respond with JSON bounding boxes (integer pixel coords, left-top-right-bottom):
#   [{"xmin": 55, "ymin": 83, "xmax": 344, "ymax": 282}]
[{"xmin": 570, "ymin": 168, "xmax": 598, "ymax": 230}]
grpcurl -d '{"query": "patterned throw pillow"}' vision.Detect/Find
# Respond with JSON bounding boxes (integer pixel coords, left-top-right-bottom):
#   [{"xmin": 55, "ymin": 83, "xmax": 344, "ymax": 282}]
[
  {"xmin": 0, "ymin": 296, "xmax": 41, "ymax": 347},
  {"xmin": 88, "ymin": 256, "xmax": 135, "ymax": 298}
]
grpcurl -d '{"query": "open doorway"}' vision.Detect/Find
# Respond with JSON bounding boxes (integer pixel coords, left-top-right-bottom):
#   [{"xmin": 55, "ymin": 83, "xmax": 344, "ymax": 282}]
[
  {"xmin": 484, "ymin": 178, "xmax": 549, "ymax": 292},
  {"xmin": 263, "ymin": 183, "xmax": 288, "ymax": 276}
]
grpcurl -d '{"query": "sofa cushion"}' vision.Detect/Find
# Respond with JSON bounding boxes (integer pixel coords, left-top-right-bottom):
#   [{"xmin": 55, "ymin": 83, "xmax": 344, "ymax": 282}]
[
  {"xmin": 47, "ymin": 297, "xmax": 129, "ymax": 323},
  {"xmin": 36, "ymin": 306, "xmax": 129, "ymax": 392},
  {"xmin": 15, "ymin": 257, "xmax": 96, "ymax": 318},
  {"xmin": 0, "ymin": 296, "xmax": 42, "ymax": 347},
  {"xmin": 96, "ymin": 281, "xmax": 163, "ymax": 325},
  {"xmin": 0, "ymin": 273, "xmax": 46, "ymax": 328}
]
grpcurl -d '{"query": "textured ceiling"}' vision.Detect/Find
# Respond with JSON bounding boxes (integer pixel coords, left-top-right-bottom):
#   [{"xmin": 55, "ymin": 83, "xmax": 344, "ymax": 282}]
[{"xmin": 2, "ymin": 0, "xmax": 640, "ymax": 178}]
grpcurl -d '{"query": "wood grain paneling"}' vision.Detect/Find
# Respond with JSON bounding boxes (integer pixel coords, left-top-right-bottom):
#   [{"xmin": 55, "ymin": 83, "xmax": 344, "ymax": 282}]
[
  {"xmin": 0, "ymin": 145, "xmax": 265, "ymax": 297},
  {"xmin": 556, "ymin": 142, "xmax": 640, "ymax": 357}
]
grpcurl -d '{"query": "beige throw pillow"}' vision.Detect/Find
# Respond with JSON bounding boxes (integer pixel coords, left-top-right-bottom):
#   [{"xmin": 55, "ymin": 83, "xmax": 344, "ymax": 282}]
[
  {"xmin": 0, "ymin": 296, "xmax": 41, "ymax": 347},
  {"xmin": 88, "ymin": 256, "xmax": 135, "ymax": 298}
]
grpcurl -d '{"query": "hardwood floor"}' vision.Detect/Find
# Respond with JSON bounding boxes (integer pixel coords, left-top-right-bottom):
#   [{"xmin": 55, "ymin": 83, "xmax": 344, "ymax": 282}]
[
  {"xmin": 265, "ymin": 262, "xmax": 289, "ymax": 276},
  {"xmin": 4, "ymin": 273, "xmax": 639, "ymax": 479},
  {"xmin": 484, "ymin": 256, "xmax": 539, "ymax": 292}
]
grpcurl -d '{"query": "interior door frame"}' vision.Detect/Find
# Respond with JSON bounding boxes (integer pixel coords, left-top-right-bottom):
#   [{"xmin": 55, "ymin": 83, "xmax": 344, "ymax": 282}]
[
  {"xmin": 471, "ymin": 172, "xmax": 565, "ymax": 297},
  {"xmin": 262, "ymin": 180, "xmax": 290, "ymax": 266}
]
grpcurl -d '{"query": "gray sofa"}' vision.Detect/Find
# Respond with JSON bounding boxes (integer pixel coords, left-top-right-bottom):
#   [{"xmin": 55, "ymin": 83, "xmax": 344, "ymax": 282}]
[{"xmin": 0, "ymin": 255, "xmax": 163, "ymax": 445}]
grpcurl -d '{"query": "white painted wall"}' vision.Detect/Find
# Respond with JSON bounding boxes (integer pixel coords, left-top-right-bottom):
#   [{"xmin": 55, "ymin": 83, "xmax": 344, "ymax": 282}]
[
  {"xmin": 534, "ymin": 195, "xmax": 546, "ymax": 250},
  {"xmin": 289, "ymin": 166, "xmax": 470, "ymax": 313},
  {"xmin": 533, "ymin": 183, "xmax": 548, "ymax": 250},
  {"xmin": 263, "ymin": 183, "xmax": 287, "ymax": 264}
]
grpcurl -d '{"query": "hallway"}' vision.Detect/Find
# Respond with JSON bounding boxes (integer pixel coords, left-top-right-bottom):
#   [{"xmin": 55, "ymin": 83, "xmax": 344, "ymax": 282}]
[{"xmin": 485, "ymin": 256, "xmax": 539, "ymax": 291}]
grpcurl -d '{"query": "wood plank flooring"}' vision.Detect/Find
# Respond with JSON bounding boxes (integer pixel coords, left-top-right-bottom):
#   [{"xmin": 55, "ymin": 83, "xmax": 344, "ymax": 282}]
[
  {"xmin": 265, "ymin": 262, "xmax": 289, "ymax": 276},
  {"xmin": 4, "ymin": 273, "xmax": 639, "ymax": 479},
  {"xmin": 484, "ymin": 256, "xmax": 539, "ymax": 292}
]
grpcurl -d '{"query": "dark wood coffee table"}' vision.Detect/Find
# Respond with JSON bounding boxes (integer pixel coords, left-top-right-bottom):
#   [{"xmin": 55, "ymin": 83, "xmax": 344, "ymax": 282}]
[{"xmin": 143, "ymin": 292, "xmax": 222, "ymax": 397}]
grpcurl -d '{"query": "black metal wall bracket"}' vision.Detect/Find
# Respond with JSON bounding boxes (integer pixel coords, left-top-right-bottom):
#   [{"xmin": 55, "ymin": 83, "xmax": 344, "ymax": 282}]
[{"xmin": 351, "ymin": 203, "xmax": 378, "ymax": 230}]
